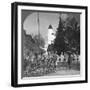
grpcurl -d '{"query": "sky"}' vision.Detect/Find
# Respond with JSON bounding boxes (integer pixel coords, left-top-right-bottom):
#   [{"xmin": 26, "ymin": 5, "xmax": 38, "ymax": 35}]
[{"xmin": 22, "ymin": 11, "xmax": 80, "ymax": 44}]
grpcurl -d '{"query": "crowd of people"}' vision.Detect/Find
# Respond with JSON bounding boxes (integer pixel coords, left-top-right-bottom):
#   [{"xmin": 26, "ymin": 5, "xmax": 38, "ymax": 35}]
[{"xmin": 23, "ymin": 51, "xmax": 80, "ymax": 77}]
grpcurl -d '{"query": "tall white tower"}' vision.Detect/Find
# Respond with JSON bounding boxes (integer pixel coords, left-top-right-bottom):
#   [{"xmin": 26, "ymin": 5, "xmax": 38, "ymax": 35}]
[
  {"xmin": 43, "ymin": 25, "xmax": 56, "ymax": 55},
  {"xmin": 48, "ymin": 25, "xmax": 55, "ymax": 45}
]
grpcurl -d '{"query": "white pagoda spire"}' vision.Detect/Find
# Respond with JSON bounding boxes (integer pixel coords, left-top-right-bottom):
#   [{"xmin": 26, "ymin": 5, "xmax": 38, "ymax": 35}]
[{"xmin": 48, "ymin": 25, "xmax": 55, "ymax": 45}]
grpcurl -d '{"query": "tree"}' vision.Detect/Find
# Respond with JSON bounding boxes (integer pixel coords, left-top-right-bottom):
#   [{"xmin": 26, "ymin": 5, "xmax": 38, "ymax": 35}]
[
  {"xmin": 53, "ymin": 17, "xmax": 65, "ymax": 55},
  {"xmin": 33, "ymin": 34, "xmax": 45, "ymax": 48},
  {"xmin": 54, "ymin": 15, "xmax": 80, "ymax": 55},
  {"xmin": 64, "ymin": 16, "xmax": 80, "ymax": 54}
]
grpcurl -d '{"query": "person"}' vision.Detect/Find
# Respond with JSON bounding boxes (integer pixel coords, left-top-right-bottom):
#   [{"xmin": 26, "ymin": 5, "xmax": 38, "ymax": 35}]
[
  {"xmin": 60, "ymin": 52, "xmax": 64, "ymax": 62},
  {"xmin": 67, "ymin": 54, "xmax": 72, "ymax": 69},
  {"xmin": 55, "ymin": 54, "xmax": 60, "ymax": 67},
  {"xmin": 64, "ymin": 52, "xmax": 69, "ymax": 62}
]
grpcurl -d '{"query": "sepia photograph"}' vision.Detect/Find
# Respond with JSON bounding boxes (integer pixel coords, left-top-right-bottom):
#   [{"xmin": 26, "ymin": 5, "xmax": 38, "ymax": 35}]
[{"xmin": 11, "ymin": 2, "xmax": 87, "ymax": 87}]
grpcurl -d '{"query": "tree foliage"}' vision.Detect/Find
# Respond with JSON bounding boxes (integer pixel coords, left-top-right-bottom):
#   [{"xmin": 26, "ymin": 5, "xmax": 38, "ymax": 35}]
[
  {"xmin": 33, "ymin": 34, "xmax": 45, "ymax": 48},
  {"xmin": 23, "ymin": 30, "xmax": 45, "ymax": 54},
  {"xmin": 54, "ymin": 15, "xmax": 80, "ymax": 55},
  {"xmin": 54, "ymin": 17, "xmax": 65, "ymax": 55}
]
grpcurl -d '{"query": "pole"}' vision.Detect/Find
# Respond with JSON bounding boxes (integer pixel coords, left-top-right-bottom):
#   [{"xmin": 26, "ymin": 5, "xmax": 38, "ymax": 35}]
[{"xmin": 37, "ymin": 12, "xmax": 40, "ymax": 46}]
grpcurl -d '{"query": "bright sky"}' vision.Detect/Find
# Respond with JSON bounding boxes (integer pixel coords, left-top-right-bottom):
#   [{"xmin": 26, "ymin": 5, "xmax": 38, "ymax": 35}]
[{"xmin": 23, "ymin": 12, "xmax": 68, "ymax": 43}]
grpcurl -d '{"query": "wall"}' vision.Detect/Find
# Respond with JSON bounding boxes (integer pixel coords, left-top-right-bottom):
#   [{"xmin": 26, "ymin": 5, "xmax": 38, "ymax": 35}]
[{"xmin": 0, "ymin": 0, "xmax": 89, "ymax": 89}]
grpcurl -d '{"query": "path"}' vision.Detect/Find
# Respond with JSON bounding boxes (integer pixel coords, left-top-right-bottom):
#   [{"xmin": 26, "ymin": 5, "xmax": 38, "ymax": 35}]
[{"xmin": 47, "ymin": 69, "xmax": 80, "ymax": 76}]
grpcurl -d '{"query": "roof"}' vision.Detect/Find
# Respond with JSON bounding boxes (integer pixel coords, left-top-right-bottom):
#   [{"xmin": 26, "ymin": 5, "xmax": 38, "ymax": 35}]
[{"xmin": 48, "ymin": 25, "xmax": 53, "ymax": 29}]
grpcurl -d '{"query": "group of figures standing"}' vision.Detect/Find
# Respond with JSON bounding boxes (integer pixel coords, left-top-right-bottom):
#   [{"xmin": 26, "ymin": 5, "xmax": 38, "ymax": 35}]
[{"xmin": 23, "ymin": 50, "xmax": 80, "ymax": 77}]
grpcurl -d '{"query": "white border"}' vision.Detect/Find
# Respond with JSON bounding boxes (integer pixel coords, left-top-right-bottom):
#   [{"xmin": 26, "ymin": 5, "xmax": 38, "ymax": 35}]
[{"xmin": 18, "ymin": 5, "xmax": 86, "ymax": 84}]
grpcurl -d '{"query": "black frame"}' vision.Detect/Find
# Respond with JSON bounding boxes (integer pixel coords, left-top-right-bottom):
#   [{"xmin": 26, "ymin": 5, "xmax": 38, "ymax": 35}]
[{"xmin": 11, "ymin": 2, "xmax": 88, "ymax": 87}]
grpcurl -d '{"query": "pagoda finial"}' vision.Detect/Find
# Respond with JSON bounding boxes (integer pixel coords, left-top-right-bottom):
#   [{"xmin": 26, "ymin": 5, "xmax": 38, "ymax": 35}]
[{"xmin": 48, "ymin": 24, "xmax": 53, "ymax": 29}]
